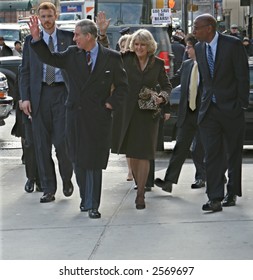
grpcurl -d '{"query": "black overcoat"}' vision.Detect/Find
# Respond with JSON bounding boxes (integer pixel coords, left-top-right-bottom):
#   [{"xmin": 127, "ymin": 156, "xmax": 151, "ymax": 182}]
[{"xmin": 113, "ymin": 52, "xmax": 172, "ymax": 160}]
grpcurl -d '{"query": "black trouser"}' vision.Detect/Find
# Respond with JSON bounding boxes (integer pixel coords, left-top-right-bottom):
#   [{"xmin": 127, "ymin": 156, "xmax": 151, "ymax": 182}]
[{"xmin": 31, "ymin": 84, "xmax": 73, "ymax": 194}]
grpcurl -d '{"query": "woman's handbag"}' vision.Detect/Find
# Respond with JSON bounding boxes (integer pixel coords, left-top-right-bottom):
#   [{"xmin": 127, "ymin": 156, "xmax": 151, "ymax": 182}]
[{"xmin": 138, "ymin": 86, "xmax": 159, "ymax": 111}]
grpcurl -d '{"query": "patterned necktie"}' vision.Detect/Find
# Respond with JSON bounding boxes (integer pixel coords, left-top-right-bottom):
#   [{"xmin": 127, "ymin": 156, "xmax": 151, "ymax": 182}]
[
  {"xmin": 86, "ymin": 51, "xmax": 92, "ymax": 73},
  {"xmin": 189, "ymin": 62, "xmax": 198, "ymax": 111},
  {"xmin": 45, "ymin": 36, "xmax": 55, "ymax": 85},
  {"xmin": 207, "ymin": 44, "xmax": 214, "ymax": 78}
]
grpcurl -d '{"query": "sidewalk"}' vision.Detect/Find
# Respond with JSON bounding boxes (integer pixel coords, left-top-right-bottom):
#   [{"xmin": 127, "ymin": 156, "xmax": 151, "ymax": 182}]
[{"xmin": 1, "ymin": 144, "xmax": 253, "ymax": 260}]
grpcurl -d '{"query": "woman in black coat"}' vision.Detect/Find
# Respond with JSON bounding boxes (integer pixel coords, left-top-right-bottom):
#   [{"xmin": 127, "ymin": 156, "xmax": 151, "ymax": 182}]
[{"xmin": 113, "ymin": 29, "xmax": 172, "ymax": 209}]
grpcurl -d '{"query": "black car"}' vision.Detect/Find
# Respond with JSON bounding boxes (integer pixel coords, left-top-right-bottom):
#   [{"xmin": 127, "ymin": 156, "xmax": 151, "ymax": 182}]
[
  {"xmin": 0, "ymin": 71, "xmax": 13, "ymax": 126},
  {"xmin": 0, "ymin": 56, "xmax": 22, "ymax": 99},
  {"xmin": 59, "ymin": 23, "xmax": 175, "ymax": 78},
  {"xmin": 105, "ymin": 24, "xmax": 174, "ymax": 78},
  {"xmin": 163, "ymin": 62, "xmax": 253, "ymax": 145}
]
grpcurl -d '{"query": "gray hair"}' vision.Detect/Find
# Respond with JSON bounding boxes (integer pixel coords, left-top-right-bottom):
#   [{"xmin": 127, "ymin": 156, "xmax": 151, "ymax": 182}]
[
  {"xmin": 129, "ymin": 29, "xmax": 157, "ymax": 55},
  {"xmin": 76, "ymin": 19, "xmax": 98, "ymax": 38}
]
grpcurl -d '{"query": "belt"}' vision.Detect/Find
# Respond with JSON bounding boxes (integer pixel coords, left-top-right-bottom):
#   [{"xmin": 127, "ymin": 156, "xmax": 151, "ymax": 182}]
[{"xmin": 42, "ymin": 82, "xmax": 65, "ymax": 87}]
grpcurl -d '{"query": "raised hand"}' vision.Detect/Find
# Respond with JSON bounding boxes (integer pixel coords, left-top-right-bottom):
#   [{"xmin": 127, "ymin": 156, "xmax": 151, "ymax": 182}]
[
  {"xmin": 28, "ymin": 15, "xmax": 41, "ymax": 41},
  {"xmin": 95, "ymin": 11, "xmax": 111, "ymax": 35}
]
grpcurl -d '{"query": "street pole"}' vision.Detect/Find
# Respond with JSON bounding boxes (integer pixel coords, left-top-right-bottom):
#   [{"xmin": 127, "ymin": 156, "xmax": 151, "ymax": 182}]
[{"xmin": 181, "ymin": 0, "xmax": 188, "ymax": 34}]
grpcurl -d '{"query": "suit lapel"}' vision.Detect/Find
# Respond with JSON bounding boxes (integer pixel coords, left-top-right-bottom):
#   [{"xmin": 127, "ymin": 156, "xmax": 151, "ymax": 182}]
[
  {"xmin": 213, "ymin": 34, "xmax": 223, "ymax": 78},
  {"xmin": 56, "ymin": 29, "xmax": 70, "ymax": 51}
]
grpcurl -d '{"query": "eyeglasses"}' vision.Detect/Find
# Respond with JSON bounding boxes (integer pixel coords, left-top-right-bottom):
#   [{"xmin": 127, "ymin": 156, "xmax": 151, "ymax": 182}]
[
  {"xmin": 185, "ymin": 45, "xmax": 193, "ymax": 50},
  {"xmin": 193, "ymin": 24, "xmax": 210, "ymax": 31}
]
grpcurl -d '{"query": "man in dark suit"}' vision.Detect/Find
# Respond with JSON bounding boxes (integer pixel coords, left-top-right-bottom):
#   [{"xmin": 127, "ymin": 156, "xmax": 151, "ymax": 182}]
[
  {"xmin": 193, "ymin": 14, "xmax": 249, "ymax": 212},
  {"xmin": 0, "ymin": 36, "xmax": 13, "ymax": 56},
  {"xmin": 154, "ymin": 34, "xmax": 205, "ymax": 191},
  {"xmin": 28, "ymin": 15, "xmax": 128, "ymax": 218},
  {"xmin": 20, "ymin": 2, "xmax": 74, "ymax": 203}
]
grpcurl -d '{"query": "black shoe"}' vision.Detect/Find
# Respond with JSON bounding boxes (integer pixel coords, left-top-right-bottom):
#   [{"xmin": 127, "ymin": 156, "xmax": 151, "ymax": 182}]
[
  {"xmin": 88, "ymin": 209, "xmax": 101, "ymax": 219},
  {"xmin": 191, "ymin": 179, "xmax": 206, "ymax": 189},
  {"xmin": 202, "ymin": 200, "xmax": 222, "ymax": 212},
  {"xmin": 40, "ymin": 193, "xmax": 55, "ymax": 203},
  {"xmin": 145, "ymin": 186, "xmax": 152, "ymax": 192},
  {"xmin": 222, "ymin": 193, "xmax": 237, "ymax": 207},
  {"xmin": 24, "ymin": 179, "xmax": 35, "ymax": 193},
  {"xmin": 63, "ymin": 181, "xmax": 74, "ymax": 197},
  {"xmin": 80, "ymin": 201, "xmax": 88, "ymax": 212},
  {"xmin": 154, "ymin": 178, "xmax": 173, "ymax": 192}
]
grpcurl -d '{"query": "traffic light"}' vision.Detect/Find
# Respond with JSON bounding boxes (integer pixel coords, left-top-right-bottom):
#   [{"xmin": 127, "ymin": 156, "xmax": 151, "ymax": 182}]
[{"xmin": 168, "ymin": 0, "xmax": 175, "ymax": 9}]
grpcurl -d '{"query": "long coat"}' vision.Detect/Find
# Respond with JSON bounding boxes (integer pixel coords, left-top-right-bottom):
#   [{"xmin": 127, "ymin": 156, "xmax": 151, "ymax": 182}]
[
  {"xmin": 31, "ymin": 39, "xmax": 128, "ymax": 169},
  {"xmin": 113, "ymin": 51, "xmax": 172, "ymax": 160}
]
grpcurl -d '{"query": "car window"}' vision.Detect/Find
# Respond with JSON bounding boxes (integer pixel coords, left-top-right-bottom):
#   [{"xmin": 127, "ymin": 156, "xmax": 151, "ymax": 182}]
[{"xmin": 0, "ymin": 29, "xmax": 19, "ymax": 42}]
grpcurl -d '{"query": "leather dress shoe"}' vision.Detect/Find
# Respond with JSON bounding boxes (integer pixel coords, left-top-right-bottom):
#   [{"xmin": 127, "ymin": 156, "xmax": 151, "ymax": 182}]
[
  {"xmin": 191, "ymin": 179, "xmax": 206, "ymax": 189},
  {"xmin": 63, "ymin": 181, "xmax": 74, "ymax": 197},
  {"xmin": 40, "ymin": 193, "xmax": 55, "ymax": 203},
  {"xmin": 202, "ymin": 200, "xmax": 222, "ymax": 212},
  {"xmin": 80, "ymin": 201, "xmax": 88, "ymax": 212},
  {"xmin": 88, "ymin": 209, "xmax": 101, "ymax": 219},
  {"xmin": 154, "ymin": 178, "xmax": 173, "ymax": 192},
  {"xmin": 222, "ymin": 193, "xmax": 237, "ymax": 207},
  {"xmin": 24, "ymin": 179, "xmax": 35, "ymax": 193}
]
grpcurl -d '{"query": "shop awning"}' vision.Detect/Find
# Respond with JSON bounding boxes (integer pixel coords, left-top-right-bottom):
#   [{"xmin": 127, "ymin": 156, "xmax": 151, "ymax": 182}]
[{"xmin": 0, "ymin": 1, "xmax": 32, "ymax": 12}]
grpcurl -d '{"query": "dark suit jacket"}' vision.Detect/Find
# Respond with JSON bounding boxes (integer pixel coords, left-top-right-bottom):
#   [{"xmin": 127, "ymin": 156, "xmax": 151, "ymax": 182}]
[
  {"xmin": 195, "ymin": 33, "xmax": 249, "ymax": 124},
  {"xmin": 20, "ymin": 29, "xmax": 74, "ymax": 116},
  {"xmin": 30, "ymin": 39, "xmax": 128, "ymax": 169},
  {"xmin": 176, "ymin": 58, "xmax": 202, "ymax": 128}
]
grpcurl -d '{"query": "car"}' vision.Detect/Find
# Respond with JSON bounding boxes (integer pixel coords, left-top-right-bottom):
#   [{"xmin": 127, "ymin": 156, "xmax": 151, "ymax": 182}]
[
  {"xmin": 105, "ymin": 24, "xmax": 174, "ymax": 78},
  {"xmin": 59, "ymin": 23, "xmax": 174, "ymax": 78},
  {"xmin": 163, "ymin": 61, "xmax": 253, "ymax": 145},
  {"xmin": 0, "ymin": 23, "xmax": 30, "ymax": 49},
  {"xmin": 0, "ymin": 56, "xmax": 22, "ymax": 99},
  {"xmin": 56, "ymin": 13, "xmax": 81, "ymax": 28},
  {"xmin": 0, "ymin": 71, "xmax": 13, "ymax": 126}
]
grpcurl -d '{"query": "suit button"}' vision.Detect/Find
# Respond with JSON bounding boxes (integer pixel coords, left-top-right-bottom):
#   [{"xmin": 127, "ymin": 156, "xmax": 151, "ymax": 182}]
[{"xmin": 78, "ymin": 106, "xmax": 82, "ymax": 110}]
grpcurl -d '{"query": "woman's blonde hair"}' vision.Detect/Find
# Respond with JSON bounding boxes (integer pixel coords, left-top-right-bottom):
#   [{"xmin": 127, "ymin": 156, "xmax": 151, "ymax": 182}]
[
  {"xmin": 118, "ymin": 34, "xmax": 131, "ymax": 52},
  {"xmin": 129, "ymin": 29, "xmax": 157, "ymax": 55}
]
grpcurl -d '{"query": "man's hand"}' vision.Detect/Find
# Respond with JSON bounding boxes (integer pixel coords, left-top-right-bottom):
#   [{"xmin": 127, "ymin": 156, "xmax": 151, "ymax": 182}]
[
  {"xmin": 96, "ymin": 11, "xmax": 110, "ymax": 35},
  {"xmin": 22, "ymin": 100, "xmax": 32, "ymax": 118},
  {"xmin": 28, "ymin": 15, "xmax": 41, "ymax": 41}
]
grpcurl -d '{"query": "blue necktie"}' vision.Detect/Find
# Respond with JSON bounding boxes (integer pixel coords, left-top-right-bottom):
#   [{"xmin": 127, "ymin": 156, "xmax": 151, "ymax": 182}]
[
  {"xmin": 207, "ymin": 44, "xmax": 216, "ymax": 102},
  {"xmin": 207, "ymin": 44, "xmax": 214, "ymax": 78}
]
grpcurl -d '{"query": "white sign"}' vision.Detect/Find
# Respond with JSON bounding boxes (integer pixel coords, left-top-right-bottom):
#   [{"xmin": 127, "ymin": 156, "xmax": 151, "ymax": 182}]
[{"xmin": 151, "ymin": 8, "xmax": 171, "ymax": 25}]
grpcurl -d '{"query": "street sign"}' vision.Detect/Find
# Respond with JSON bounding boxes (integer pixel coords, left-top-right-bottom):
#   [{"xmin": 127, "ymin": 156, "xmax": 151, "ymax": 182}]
[{"xmin": 151, "ymin": 8, "xmax": 171, "ymax": 24}]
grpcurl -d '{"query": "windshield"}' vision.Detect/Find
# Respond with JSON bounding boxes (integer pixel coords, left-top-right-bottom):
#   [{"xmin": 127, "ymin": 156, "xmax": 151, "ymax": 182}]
[{"xmin": 0, "ymin": 29, "xmax": 20, "ymax": 41}]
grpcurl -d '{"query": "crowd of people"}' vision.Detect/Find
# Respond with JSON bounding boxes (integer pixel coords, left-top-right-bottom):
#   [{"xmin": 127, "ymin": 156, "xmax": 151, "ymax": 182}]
[{"xmin": 7, "ymin": 1, "xmax": 250, "ymax": 219}]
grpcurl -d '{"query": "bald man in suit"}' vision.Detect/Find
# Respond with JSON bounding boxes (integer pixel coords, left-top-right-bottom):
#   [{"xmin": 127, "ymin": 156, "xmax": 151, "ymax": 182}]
[{"xmin": 193, "ymin": 14, "xmax": 249, "ymax": 212}]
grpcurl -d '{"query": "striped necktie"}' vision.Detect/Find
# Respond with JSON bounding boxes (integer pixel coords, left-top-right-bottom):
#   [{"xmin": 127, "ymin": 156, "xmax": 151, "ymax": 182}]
[
  {"xmin": 86, "ymin": 51, "xmax": 92, "ymax": 73},
  {"xmin": 207, "ymin": 44, "xmax": 214, "ymax": 78}
]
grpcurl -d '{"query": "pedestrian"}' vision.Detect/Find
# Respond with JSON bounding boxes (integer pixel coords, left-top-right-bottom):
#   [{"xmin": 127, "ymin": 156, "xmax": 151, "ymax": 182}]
[
  {"xmin": 11, "ymin": 66, "xmax": 41, "ymax": 192},
  {"xmin": 242, "ymin": 37, "xmax": 253, "ymax": 57},
  {"xmin": 154, "ymin": 34, "xmax": 205, "ymax": 192},
  {"xmin": 113, "ymin": 29, "xmax": 171, "ymax": 209},
  {"xmin": 20, "ymin": 2, "xmax": 75, "ymax": 203},
  {"xmin": 193, "ymin": 14, "xmax": 249, "ymax": 212},
  {"xmin": 28, "ymin": 15, "xmax": 128, "ymax": 219},
  {"xmin": 0, "ymin": 36, "xmax": 13, "ymax": 56},
  {"xmin": 229, "ymin": 24, "xmax": 242, "ymax": 40},
  {"xmin": 116, "ymin": 33, "xmax": 134, "ymax": 181},
  {"xmin": 12, "ymin": 40, "xmax": 23, "ymax": 56}
]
